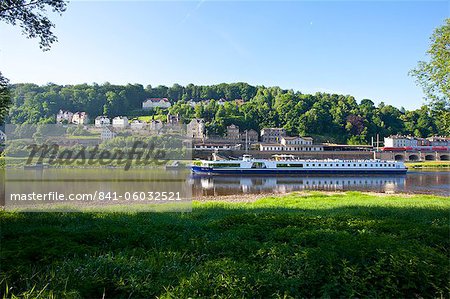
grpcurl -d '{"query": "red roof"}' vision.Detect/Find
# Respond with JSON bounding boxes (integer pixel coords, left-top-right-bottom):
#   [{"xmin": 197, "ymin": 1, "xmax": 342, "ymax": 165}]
[{"xmin": 145, "ymin": 98, "xmax": 169, "ymax": 102}]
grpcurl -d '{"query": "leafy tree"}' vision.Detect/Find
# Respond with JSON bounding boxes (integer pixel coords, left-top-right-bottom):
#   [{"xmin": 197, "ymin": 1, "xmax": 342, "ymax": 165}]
[
  {"xmin": 0, "ymin": 72, "xmax": 10, "ymax": 123},
  {"xmin": 410, "ymin": 18, "xmax": 450, "ymax": 135},
  {"xmin": 0, "ymin": 0, "xmax": 68, "ymax": 123},
  {"xmin": 0, "ymin": 0, "xmax": 67, "ymax": 50}
]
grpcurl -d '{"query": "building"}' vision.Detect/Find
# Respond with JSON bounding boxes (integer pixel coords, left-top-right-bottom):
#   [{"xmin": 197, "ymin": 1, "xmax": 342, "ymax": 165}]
[
  {"xmin": 71, "ymin": 112, "xmax": 89, "ymax": 125},
  {"xmin": 240, "ymin": 129, "xmax": 259, "ymax": 143},
  {"xmin": 112, "ymin": 116, "xmax": 129, "ymax": 128},
  {"xmin": 167, "ymin": 114, "xmax": 180, "ymax": 125},
  {"xmin": 101, "ymin": 126, "xmax": 116, "ymax": 141},
  {"xmin": 217, "ymin": 98, "xmax": 227, "ymax": 105},
  {"xmin": 0, "ymin": 130, "xmax": 6, "ymax": 143},
  {"xmin": 259, "ymin": 143, "xmax": 323, "ymax": 152},
  {"xmin": 194, "ymin": 143, "xmax": 241, "ymax": 151},
  {"xmin": 384, "ymin": 135, "xmax": 418, "ymax": 147},
  {"xmin": 260, "ymin": 128, "xmax": 286, "ymax": 143},
  {"xmin": 149, "ymin": 119, "xmax": 163, "ymax": 131},
  {"xmin": 142, "ymin": 98, "xmax": 171, "ymax": 109},
  {"xmin": 226, "ymin": 124, "xmax": 240, "ymax": 141},
  {"xmin": 94, "ymin": 116, "xmax": 110, "ymax": 127},
  {"xmin": 427, "ymin": 136, "xmax": 449, "ymax": 146},
  {"xmin": 187, "ymin": 118, "xmax": 205, "ymax": 139},
  {"xmin": 56, "ymin": 110, "xmax": 74, "ymax": 124},
  {"xmin": 280, "ymin": 136, "xmax": 313, "ymax": 146},
  {"xmin": 130, "ymin": 119, "xmax": 147, "ymax": 130}
]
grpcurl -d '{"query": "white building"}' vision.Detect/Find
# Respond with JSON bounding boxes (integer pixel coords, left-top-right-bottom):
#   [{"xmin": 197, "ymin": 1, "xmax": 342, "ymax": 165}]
[
  {"xmin": 95, "ymin": 116, "xmax": 111, "ymax": 127},
  {"xmin": 194, "ymin": 143, "xmax": 241, "ymax": 151},
  {"xmin": 280, "ymin": 136, "xmax": 313, "ymax": 146},
  {"xmin": 384, "ymin": 135, "xmax": 418, "ymax": 147},
  {"xmin": 130, "ymin": 119, "xmax": 147, "ymax": 130},
  {"xmin": 56, "ymin": 110, "xmax": 74, "ymax": 124},
  {"xmin": 187, "ymin": 118, "xmax": 205, "ymax": 139},
  {"xmin": 0, "ymin": 130, "xmax": 6, "ymax": 143},
  {"xmin": 112, "ymin": 116, "xmax": 129, "ymax": 128},
  {"xmin": 149, "ymin": 119, "xmax": 163, "ymax": 131},
  {"xmin": 101, "ymin": 126, "xmax": 116, "ymax": 141},
  {"xmin": 427, "ymin": 136, "xmax": 449, "ymax": 146},
  {"xmin": 259, "ymin": 143, "xmax": 323, "ymax": 152},
  {"xmin": 142, "ymin": 98, "xmax": 172, "ymax": 110},
  {"xmin": 71, "ymin": 112, "xmax": 89, "ymax": 125},
  {"xmin": 260, "ymin": 128, "xmax": 286, "ymax": 143}
]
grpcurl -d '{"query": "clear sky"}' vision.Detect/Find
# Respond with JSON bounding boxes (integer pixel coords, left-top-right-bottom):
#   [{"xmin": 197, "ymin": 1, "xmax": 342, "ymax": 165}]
[{"xmin": 0, "ymin": 0, "xmax": 448, "ymax": 109}]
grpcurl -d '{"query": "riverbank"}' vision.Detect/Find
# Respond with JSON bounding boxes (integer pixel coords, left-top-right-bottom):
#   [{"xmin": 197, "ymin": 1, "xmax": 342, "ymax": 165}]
[
  {"xmin": 1, "ymin": 191, "xmax": 448, "ymax": 298},
  {"xmin": 405, "ymin": 161, "xmax": 450, "ymax": 169}
]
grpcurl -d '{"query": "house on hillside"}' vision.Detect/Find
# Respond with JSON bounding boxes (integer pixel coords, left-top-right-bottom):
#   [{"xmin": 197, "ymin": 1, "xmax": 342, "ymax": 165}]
[
  {"xmin": 260, "ymin": 128, "xmax": 286, "ymax": 143},
  {"xmin": 95, "ymin": 116, "xmax": 111, "ymax": 127},
  {"xmin": 225, "ymin": 124, "xmax": 240, "ymax": 141},
  {"xmin": 240, "ymin": 129, "xmax": 258, "ymax": 143},
  {"xmin": 101, "ymin": 126, "xmax": 116, "ymax": 141},
  {"xmin": 130, "ymin": 119, "xmax": 147, "ymax": 130},
  {"xmin": 71, "ymin": 112, "xmax": 89, "ymax": 125},
  {"xmin": 142, "ymin": 98, "xmax": 171, "ymax": 109},
  {"xmin": 56, "ymin": 110, "xmax": 74, "ymax": 124},
  {"xmin": 187, "ymin": 118, "xmax": 205, "ymax": 140},
  {"xmin": 149, "ymin": 119, "xmax": 163, "ymax": 132},
  {"xmin": 112, "ymin": 116, "xmax": 129, "ymax": 128},
  {"xmin": 167, "ymin": 114, "xmax": 180, "ymax": 125},
  {"xmin": 0, "ymin": 130, "xmax": 6, "ymax": 143}
]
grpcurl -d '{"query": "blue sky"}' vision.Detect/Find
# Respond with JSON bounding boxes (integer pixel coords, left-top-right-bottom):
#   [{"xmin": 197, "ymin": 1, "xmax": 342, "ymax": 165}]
[{"xmin": 0, "ymin": 1, "xmax": 448, "ymax": 109}]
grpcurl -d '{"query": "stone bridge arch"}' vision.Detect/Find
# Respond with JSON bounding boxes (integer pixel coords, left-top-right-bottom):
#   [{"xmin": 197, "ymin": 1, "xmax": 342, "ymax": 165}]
[
  {"xmin": 440, "ymin": 154, "xmax": 449, "ymax": 161},
  {"xmin": 408, "ymin": 154, "xmax": 420, "ymax": 161},
  {"xmin": 424, "ymin": 154, "xmax": 435, "ymax": 161},
  {"xmin": 394, "ymin": 154, "xmax": 405, "ymax": 161}
]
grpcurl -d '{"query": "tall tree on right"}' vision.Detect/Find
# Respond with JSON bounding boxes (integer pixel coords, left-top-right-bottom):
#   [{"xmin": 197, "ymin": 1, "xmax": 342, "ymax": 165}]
[{"xmin": 410, "ymin": 18, "xmax": 450, "ymax": 135}]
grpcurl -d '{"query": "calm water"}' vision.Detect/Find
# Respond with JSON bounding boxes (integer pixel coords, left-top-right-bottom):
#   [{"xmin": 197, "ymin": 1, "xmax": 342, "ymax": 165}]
[
  {"xmin": 1, "ymin": 169, "xmax": 449, "ymax": 201},
  {"xmin": 190, "ymin": 170, "xmax": 449, "ymax": 197}
]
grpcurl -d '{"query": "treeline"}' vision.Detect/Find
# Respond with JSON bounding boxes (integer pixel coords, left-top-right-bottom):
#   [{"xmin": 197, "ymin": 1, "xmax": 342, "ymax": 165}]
[{"xmin": 7, "ymin": 82, "xmax": 443, "ymax": 144}]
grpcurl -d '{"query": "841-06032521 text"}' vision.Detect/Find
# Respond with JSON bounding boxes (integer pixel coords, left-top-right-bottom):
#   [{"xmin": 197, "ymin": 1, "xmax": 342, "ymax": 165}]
[{"xmin": 9, "ymin": 191, "xmax": 182, "ymax": 202}]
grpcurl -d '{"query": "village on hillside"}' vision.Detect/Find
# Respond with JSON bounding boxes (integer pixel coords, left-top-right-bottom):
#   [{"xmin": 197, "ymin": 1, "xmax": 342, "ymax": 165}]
[{"xmin": 47, "ymin": 97, "xmax": 450, "ymax": 162}]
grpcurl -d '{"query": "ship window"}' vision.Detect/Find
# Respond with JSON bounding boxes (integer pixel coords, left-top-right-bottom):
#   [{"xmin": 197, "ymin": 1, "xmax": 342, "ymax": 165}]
[
  {"xmin": 353, "ymin": 164, "xmax": 356, "ymax": 167},
  {"xmin": 359, "ymin": 164, "xmax": 362, "ymax": 167},
  {"xmin": 312, "ymin": 164, "xmax": 315, "ymax": 166},
  {"xmin": 365, "ymin": 164, "xmax": 367, "ymax": 167},
  {"xmin": 342, "ymin": 164, "xmax": 345, "ymax": 167},
  {"xmin": 324, "ymin": 164, "xmax": 327, "ymax": 167},
  {"xmin": 306, "ymin": 164, "xmax": 309, "ymax": 167},
  {"xmin": 210, "ymin": 163, "xmax": 241, "ymax": 168},
  {"xmin": 348, "ymin": 164, "xmax": 351, "ymax": 167}
]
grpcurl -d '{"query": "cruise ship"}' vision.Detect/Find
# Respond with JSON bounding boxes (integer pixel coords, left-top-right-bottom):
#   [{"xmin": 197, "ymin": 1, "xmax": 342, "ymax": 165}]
[{"xmin": 191, "ymin": 155, "xmax": 407, "ymax": 175}]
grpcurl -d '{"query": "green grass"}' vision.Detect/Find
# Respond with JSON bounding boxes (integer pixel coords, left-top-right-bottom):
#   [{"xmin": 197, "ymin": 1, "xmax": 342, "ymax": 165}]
[
  {"xmin": 1, "ymin": 192, "xmax": 449, "ymax": 298},
  {"xmin": 406, "ymin": 161, "xmax": 450, "ymax": 169}
]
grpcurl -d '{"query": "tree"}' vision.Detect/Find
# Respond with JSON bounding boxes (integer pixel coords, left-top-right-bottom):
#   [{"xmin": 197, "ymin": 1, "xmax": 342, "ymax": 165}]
[
  {"xmin": 0, "ymin": 0, "xmax": 67, "ymax": 51},
  {"xmin": 0, "ymin": 72, "xmax": 10, "ymax": 123},
  {"xmin": 410, "ymin": 18, "xmax": 450, "ymax": 135},
  {"xmin": 0, "ymin": 0, "xmax": 67, "ymax": 123}
]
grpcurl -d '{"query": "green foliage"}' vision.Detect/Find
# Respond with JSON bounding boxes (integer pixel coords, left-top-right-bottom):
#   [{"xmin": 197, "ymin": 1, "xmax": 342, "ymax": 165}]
[
  {"xmin": 410, "ymin": 18, "xmax": 450, "ymax": 135},
  {"xmin": 0, "ymin": 0, "xmax": 67, "ymax": 51},
  {"xmin": 1, "ymin": 192, "xmax": 449, "ymax": 297},
  {"xmin": 6, "ymin": 83, "xmax": 445, "ymax": 142}
]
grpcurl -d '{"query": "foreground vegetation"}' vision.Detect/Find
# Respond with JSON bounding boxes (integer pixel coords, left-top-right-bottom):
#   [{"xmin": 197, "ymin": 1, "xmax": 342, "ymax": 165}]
[{"xmin": 1, "ymin": 192, "xmax": 449, "ymax": 298}]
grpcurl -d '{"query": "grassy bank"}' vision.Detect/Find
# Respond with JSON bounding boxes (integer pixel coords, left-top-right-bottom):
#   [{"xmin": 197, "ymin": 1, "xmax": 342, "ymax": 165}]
[
  {"xmin": 1, "ymin": 192, "xmax": 449, "ymax": 298},
  {"xmin": 406, "ymin": 161, "xmax": 450, "ymax": 169}
]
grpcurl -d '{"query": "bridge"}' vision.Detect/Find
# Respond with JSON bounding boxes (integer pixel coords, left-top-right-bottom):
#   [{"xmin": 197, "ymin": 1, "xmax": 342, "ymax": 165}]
[{"xmin": 377, "ymin": 150, "xmax": 449, "ymax": 162}]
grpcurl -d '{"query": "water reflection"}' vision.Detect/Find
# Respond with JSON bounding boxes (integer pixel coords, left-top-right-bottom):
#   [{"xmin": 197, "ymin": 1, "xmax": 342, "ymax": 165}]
[{"xmin": 191, "ymin": 172, "xmax": 450, "ymax": 197}]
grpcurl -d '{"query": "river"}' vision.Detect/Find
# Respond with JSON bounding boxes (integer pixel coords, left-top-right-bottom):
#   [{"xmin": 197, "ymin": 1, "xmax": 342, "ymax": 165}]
[{"xmin": 1, "ymin": 169, "xmax": 448, "ymax": 201}]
